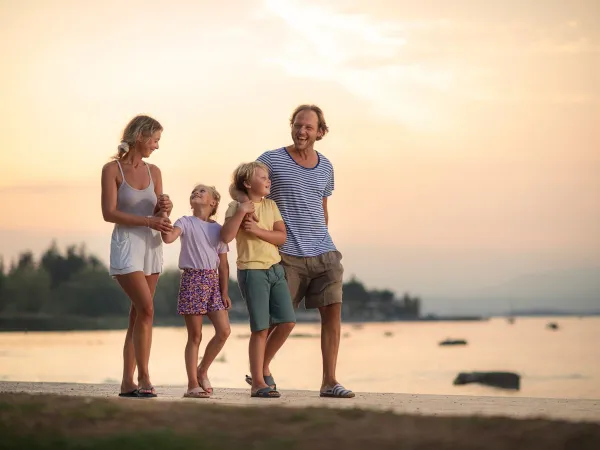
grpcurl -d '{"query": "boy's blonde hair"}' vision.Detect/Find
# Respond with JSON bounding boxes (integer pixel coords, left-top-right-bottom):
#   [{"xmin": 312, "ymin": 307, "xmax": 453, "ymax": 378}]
[
  {"xmin": 192, "ymin": 184, "xmax": 221, "ymax": 218},
  {"xmin": 229, "ymin": 161, "xmax": 269, "ymax": 199}
]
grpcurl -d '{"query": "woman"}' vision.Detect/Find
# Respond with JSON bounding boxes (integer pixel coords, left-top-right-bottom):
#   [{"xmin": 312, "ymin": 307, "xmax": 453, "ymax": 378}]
[{"xmin": 101, "ymin": 115, "xmax": 173, "ymax": 398}]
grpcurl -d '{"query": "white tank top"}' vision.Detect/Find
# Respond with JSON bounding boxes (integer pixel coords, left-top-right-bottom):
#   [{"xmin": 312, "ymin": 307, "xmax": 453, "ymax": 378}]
[{"xmin": 115, "ymin": 161, "xmax": 157, "ymax": 218}]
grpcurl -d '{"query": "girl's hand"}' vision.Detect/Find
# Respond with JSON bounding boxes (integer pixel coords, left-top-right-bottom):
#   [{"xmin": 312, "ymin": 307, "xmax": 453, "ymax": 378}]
[
  {"xmin": 222, "ymin": 295, "xmax": 232, "ymax": 310},
  {"xmin": 148, "ymin": 216, "xmax": 173, "ymax": 233},
  {"xmin": 241, "ymin": 217, "xmax": 260, "ymax": 235}
]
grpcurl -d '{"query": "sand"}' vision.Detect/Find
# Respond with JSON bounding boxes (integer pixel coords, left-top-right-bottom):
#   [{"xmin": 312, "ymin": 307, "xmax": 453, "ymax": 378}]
[{"xmin": 1, "ymin": 381, "xmax": 599, "ymax": 423}]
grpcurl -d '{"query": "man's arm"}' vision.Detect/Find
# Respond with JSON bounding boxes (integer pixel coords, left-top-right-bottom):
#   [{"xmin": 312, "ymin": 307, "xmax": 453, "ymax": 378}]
[{"xmin": 323, "ymin": 197, "xmax": 329, "ymax": 226}]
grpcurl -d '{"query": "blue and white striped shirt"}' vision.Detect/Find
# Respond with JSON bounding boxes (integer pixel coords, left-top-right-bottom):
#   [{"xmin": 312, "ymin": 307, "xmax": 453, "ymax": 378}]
[{"xmin": 257, "ymin": 147, "xmax": 337, "ymax": 258}]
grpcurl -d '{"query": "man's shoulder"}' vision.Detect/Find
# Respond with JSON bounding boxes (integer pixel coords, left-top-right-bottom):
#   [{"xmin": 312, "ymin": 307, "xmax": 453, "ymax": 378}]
[{"xmin": 317, "ymin": 151, "xmax": 334, "ymax": 169}]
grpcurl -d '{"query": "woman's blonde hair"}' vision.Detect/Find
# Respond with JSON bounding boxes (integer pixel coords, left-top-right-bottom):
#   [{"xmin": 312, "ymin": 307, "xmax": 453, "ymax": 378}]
[
  {"xmin": 113, "ymin": 115, "xmax": 163, "ymax": 159},
  {"xmin": 229, "ymin": 161, "xmax": 269, "ymax": 199},
  {"xmin": 290, "ymin": 104, "xmax": 329, "ymax": 140},
  {"xmin": 192, "ymin": 184, "xmax": 221, "ymax": 218}
]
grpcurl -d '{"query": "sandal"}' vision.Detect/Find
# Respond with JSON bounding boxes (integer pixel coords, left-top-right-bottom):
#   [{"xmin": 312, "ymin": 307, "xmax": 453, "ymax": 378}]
[
  {"xmin": 251, "ymin": 386, "xmax": 281, "ymax": 398},
  {"xmin": 137, "ymin": 386, "xmax": 158, "ymax": 398},
  {"xmin": 245, "ymin": 374, "xmax": 276, "ymax": 390},
  {"xmin": 197, "ymin": 370, "xmax": 214, "ymax": 395},
  {"xmin": 184, "ymin": 387, "xmax": 211, "ymax": 399},
  {"xmin": 320, "ymin": 384, "xmax": 355, "ymax": 398}
]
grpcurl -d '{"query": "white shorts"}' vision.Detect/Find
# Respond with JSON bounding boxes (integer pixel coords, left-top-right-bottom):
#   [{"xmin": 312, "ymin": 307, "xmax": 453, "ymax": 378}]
[{"xmin": 109, "ymin": 224, "xmax": 163, "ymax": 276}]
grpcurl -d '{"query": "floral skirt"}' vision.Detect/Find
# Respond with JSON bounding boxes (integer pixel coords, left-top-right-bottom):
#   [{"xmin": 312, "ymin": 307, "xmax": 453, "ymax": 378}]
[{"xmin": 177, "ymin": 269, "xmax": 225, "ymax": 315}]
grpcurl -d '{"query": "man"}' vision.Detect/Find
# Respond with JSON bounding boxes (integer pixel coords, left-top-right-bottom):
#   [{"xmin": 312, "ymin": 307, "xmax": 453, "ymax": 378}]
[{"xmin": 244, "ymin": 104, "xmax": 354, "ymax": 398}]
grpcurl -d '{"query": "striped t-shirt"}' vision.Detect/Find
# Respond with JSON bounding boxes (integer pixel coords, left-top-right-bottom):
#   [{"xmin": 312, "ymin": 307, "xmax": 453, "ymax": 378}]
[{"xmin": 257, "ymin": 147, "xmax": 337, "ymax": 257}]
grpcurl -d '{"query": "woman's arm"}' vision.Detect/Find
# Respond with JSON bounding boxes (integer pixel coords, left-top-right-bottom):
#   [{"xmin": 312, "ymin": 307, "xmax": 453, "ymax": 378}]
[
  {"xmin": 150, "ymin": 165, "xmax": 173, "ymax": 217},
  {"xmin": 242, "ymin": 219, "xmax": 286, "ymax": 246},
  {"xmin": 101, "ymin": 162, "xmax": 173, "ymax": 232}
]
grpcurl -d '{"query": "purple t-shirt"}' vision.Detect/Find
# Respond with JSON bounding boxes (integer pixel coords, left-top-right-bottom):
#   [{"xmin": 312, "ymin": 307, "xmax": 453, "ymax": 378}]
[{"xmin": 173, "ymin": 216, "xmax": 228, "ymax": 270}]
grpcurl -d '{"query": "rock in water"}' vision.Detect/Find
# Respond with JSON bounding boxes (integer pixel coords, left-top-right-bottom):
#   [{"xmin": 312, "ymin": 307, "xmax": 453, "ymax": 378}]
[{"xmin": 453, "ymin": 372, "xmax": 520, "ymax": 390}]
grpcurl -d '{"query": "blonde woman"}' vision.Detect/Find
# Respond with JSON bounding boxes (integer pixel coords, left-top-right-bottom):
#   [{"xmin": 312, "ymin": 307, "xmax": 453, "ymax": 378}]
[
  {"xmin": 101, "ymin": 115, "xmax": 173, "ymax": 398},
  {"xmin": 161, "ymin": 184, "xmax": 232, "ymax": 399}
]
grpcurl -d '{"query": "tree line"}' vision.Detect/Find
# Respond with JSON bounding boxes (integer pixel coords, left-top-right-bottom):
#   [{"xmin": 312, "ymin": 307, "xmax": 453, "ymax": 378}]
[{"xmin": 0, "ymin": 243, "xmax": 421, "ymax": 328}]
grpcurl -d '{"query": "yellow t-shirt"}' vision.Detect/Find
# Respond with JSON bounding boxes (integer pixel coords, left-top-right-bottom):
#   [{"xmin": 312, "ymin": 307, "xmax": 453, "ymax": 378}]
[{"xmin": 224, "ymin": 198, "xmax": 284, "ymax": 270}]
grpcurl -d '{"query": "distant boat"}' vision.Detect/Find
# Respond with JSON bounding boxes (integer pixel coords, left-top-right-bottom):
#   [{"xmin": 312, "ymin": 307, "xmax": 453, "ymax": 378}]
[
  {"xmin": 439, "ymin": 339, "xmax": 467, "ymax": 346},
  {"xmin": 546, "ymin": 322, "xmax": 559, "ymax": 330}
]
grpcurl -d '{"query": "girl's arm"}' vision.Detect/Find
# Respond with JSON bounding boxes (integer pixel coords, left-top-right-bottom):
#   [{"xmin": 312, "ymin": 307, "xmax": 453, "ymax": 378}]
[
  {"xmin": 220, "ymin": 201, "xmax": 254, "ymax": 243},
  {"xmin": 161, "ymin": 226, "xmax": 182, "ymax": 244},
  {"xmin": 241, "ymin": 219, "xmax": 286, "ymax": 246},
  {"xmin": 101, "ymin": 162, "xmax": 173, "ymax": 232},
  {"xmin": 218, "ymin": 253, "xmax": 231, "ymax": 309}
]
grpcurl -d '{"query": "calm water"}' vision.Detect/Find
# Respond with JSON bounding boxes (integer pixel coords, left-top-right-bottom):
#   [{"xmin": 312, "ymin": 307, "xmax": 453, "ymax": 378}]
[{"xmin": 1, "ymin": 317, "xmax": 598, "ymax": 399}]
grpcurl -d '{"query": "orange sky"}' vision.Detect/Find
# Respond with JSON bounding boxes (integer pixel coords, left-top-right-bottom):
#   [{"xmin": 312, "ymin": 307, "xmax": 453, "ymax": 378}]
[{"xmin": 1, "ymin": 0, "xmax": 598, "ymax": 311}]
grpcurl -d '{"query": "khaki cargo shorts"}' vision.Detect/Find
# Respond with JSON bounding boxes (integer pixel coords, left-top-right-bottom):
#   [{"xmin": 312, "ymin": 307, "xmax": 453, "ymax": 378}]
[{"xmin": 279, "ymin": 250, "xmax": 343, "ymax": 309}]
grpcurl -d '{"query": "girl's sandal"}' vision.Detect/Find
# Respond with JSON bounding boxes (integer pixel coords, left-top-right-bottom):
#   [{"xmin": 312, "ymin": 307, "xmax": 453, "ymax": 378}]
[{"xmin": 184, "ymin": 387, "xmax": 211, "ymax": 398}]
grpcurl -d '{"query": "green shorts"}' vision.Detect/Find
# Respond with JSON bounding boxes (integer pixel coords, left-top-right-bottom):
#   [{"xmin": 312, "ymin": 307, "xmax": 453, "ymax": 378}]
[{"xmin": 237, "ymin": 264, "xmax": 296, "ymax": 332}]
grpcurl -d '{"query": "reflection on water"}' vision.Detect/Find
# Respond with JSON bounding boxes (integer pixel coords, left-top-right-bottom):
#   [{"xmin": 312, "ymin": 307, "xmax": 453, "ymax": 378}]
[{"xmin": 1, "ymin": 317, "xmax": 599, "ymax": 399}]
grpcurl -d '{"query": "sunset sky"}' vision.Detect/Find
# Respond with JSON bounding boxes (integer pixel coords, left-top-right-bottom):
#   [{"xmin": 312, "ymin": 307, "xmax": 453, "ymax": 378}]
[{"xmin": 1, "ymin": 0, "xmax": 598, "ymax": 313}]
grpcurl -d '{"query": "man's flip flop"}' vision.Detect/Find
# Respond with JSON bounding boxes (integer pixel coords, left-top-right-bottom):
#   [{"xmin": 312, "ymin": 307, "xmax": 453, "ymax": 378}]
[
  {"xmin": 251, "ymin": 386, "xmax": 281, "ymax": 398},
  {"xmin": 118, "ymin": 389, "xmax": 139, "ymax": 398},
  {"xmin": 183, "ymin": 387, "xmax": 211, "ymax": 399},
  {"xmin": 320, "ymin": 384, "xmax": 355, "ymax": 398},
  {"xmin": 245, "ymin": 374, "xmax": 277, "ymax": 389},
  {"xmin": 137, "ymin": 386, "xmax": 158, "ymax": 398}
]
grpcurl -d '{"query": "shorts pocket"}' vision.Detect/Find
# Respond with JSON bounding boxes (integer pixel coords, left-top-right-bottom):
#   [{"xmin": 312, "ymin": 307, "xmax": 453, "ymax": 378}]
[{"xmin": 110, "ymin": 227, "xmax": 132, "ymax": 270}]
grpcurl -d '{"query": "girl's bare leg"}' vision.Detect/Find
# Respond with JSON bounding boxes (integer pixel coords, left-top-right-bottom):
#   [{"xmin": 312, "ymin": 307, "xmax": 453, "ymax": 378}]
[
  {"xmin": 198, "ymin": 310, "xmax": 231, "ymax": 393},
  {"xmin": 184, "ymin": 315, "xmax": 203, "ymax": 391}
]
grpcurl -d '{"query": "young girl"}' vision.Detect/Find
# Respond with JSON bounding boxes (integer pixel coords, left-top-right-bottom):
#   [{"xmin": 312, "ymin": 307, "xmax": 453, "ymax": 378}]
[
  {"xmin": 221, "ymin": 162, "xmax": 296, "ymax": 398},
  {"xmin": 162, "ymin": 184, "xmax": 232, "ymax": 398}
]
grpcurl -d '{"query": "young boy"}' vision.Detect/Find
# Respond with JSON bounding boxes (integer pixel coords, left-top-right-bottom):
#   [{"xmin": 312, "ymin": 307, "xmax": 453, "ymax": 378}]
[{"xmin": 221, "ymin": 162, "xmax": 296, "ymax": 398}]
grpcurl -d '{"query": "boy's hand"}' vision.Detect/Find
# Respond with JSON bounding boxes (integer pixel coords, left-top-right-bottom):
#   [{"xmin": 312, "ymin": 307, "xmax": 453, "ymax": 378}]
[
  {"xmin": 241, "ymin": 217, "xmax": 260, "ymax": 234},
  {"xmin": 222, "ymin": 295, "xmax": 232, "ymax": 310}
]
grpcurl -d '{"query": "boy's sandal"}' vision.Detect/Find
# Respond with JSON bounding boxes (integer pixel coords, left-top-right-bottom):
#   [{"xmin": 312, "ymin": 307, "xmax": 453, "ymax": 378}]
[
  {"xmin": 184, "ymin": 387, "xmax": 211, "ymax": 399},
  {"xmin": 245, "ymin": 374, "xmax": 277, "ymax": 390},
  {"xmin": 251, "ymin": 386, "xmax": 281, "ymax": 398},
  {"xmin": 320, "ymin": 384, "xmax": 355, "ymax": 398}
]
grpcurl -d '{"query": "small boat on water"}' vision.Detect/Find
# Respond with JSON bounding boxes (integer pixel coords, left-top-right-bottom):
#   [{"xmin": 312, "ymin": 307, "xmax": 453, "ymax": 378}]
[
  {"xmin": 453, "ymin": 371, "xmax": 521, "ymax": 390},
  {"xmin": 439, "ymin": 339, "xmax": 467, "ymax": 346}
]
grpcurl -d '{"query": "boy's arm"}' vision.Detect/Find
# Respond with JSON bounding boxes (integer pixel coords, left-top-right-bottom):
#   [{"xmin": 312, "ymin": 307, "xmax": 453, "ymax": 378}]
[
  {"xmin": 162, "ymin": 226, "xmax": 182, "ymax": 244},
  {"xmin": 221, "ymin": 202, "xmax": 254, "ymax": 243},
  {"xmin": 242, "ymin": 219, "xmax": 286, "ymax": 246}
]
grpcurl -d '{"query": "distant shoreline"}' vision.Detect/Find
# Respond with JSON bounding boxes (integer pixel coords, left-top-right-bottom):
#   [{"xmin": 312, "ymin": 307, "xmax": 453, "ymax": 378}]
[{"xmin": 1, "ymin": 312, "xmax": 598, "ymax": 332}]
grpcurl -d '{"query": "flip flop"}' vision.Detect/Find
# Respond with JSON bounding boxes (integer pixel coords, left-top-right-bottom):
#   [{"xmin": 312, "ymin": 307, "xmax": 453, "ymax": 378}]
[
  {"xmin": 137, "ymin": 386, "xmax": 158, "ymax": 398},
  {"xmin": 183, "ymin": 387, "xmax": 211, "ymax": 399},
  {"xmin": 118, "ymin": 389, "xmax": 139, "ymax": 398},
  {"xmin": 320, "ymin": 384, "xmax": 355, "ymax": 398},
  {"xmin": 197, "ymin": 373, "xmax": 214, "ymax": 395},
  {"xmin": 245, "ymin": 374, "xmax": 276, "ymax": 389},
  {"xmin": 251, "ymin": 386, "xmax": 281, "ymax": 398}
]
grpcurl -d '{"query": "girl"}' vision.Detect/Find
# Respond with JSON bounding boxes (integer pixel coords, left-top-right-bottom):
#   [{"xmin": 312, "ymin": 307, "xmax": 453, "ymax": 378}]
[
  {"xmin": 101, "ymin": 115, "xmax": 173, "ymax": 399},
  {"xmin": 221, "ymin": 162, "xmax": 296, "ymax": 398},
  {"xmin": 162, "ymin": 184, "xmax": 232, "ymax": 398}
]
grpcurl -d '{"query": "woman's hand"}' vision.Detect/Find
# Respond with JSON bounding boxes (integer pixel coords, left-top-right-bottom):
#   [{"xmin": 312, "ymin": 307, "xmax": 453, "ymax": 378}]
[{"xmin": 148, "ymin": 216, "xmax": 173, "ymax": 233}]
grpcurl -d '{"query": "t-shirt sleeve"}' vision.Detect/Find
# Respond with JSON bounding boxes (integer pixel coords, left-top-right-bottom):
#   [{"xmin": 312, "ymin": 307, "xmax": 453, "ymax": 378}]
[
  {"xmin": 323, "ymin": 165, "xmax": 334, "ymax": 197},
  {"xmin": 270, "ymin": 200, "xmax": 283, "ymax": 223},
  {"xmin": 217, "ymin": 241, "xmax": 229, "ymax": 254},
  {"xmin": 257, "ymin": 151, "xmax": 272, "ymax": 174},
  {"xmin": 224, "ymin": 201, "xmax": 238, "ymax": 220},
  {"xmin": 173, "ymin": 216, "xmax": 187, "ymax": 235}
]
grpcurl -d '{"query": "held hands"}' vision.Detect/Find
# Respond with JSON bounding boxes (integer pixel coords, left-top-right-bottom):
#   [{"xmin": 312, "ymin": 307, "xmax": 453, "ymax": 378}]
[
  {"xmin": 238, "ymin": 200, "xmax": 259, "ymax": 223},
  {"xmin": 148, "ymin": 216, "xmax": 173, "ymax": 233},
  {"xmin": 241, "ymin": 216, "xmax": 260, "ymax": 235},
  {"xmin": 222, "ymin": 295, "xmax": 232, "ymax": 310},
  {"xmin": 158, "ymin": 194, "xmax": 173, "ymax": 216}
]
